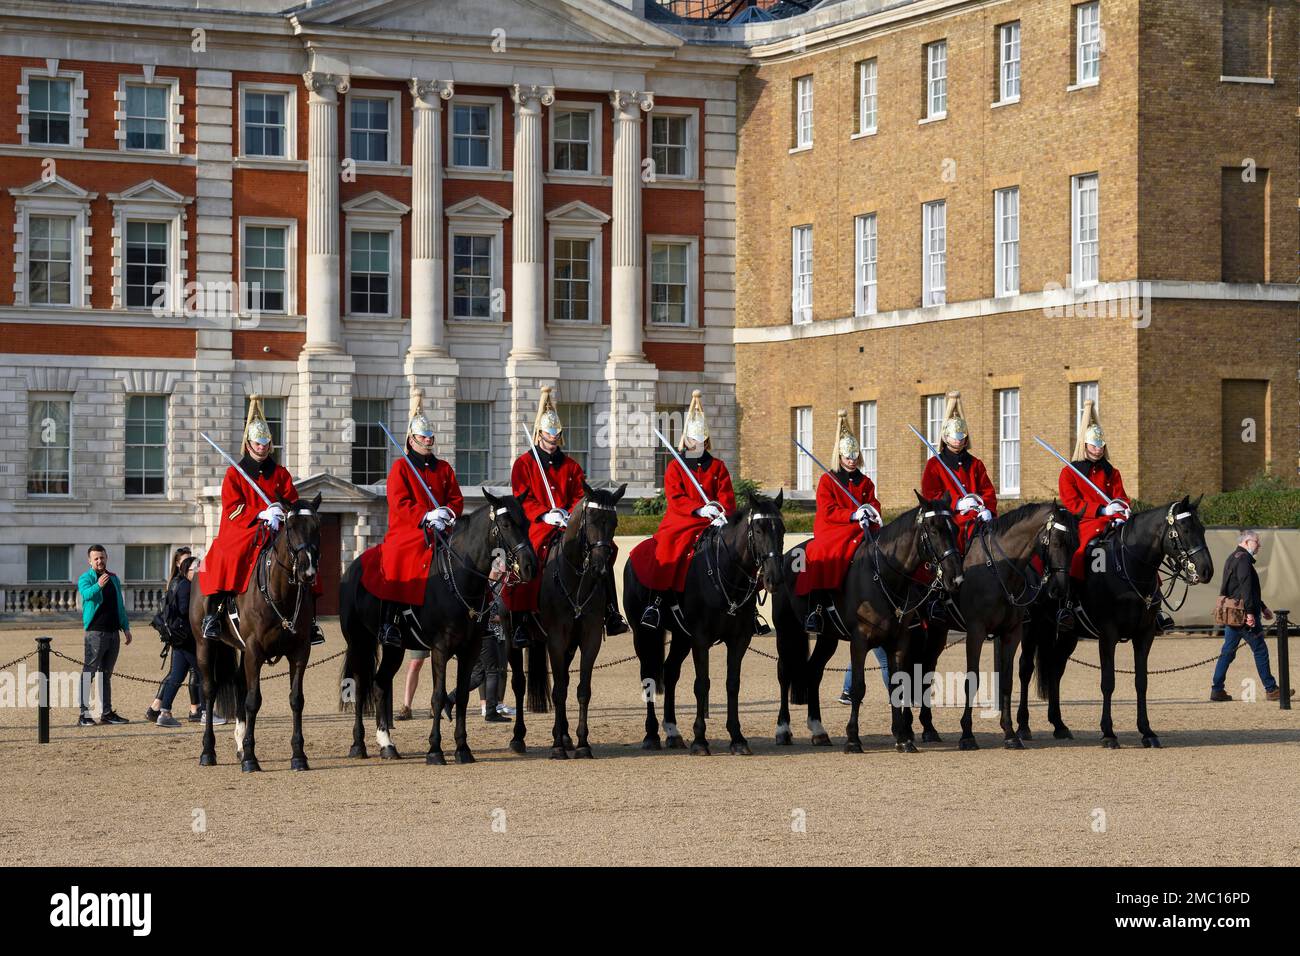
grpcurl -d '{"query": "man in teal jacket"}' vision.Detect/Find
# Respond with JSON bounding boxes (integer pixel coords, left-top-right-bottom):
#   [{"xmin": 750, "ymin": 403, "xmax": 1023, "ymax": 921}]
[{"xmin": 76, "ymin": 544, "xmax": 132, "ymax": 726}]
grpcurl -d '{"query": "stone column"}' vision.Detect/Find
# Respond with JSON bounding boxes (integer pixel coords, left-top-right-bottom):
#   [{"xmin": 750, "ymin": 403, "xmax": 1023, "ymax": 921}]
[
  {"xmin": 508, "ymin": 83, "xmax": 554, "ymax": 362},
  {"xmin": 303, "ymin": 71, "xmax": 348, "ymax": 354},
  {"xmin": 300, "ymin": 71, "xmax": 354, "ymax": 479},
  {"xmin": 609, "ymin": 90, "xmax": 654, "ymax": 362},
  {"xmin": 506, "ymin": 84, "xmax": 559, "ymax": 464},
  {"xmin": 408, "ymin": 78, "xmax": 454, "ymax": 358}
]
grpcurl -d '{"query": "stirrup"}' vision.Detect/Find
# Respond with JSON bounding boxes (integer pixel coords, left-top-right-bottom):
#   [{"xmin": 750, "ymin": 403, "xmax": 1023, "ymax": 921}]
[
  {"xmin": 1055, "ymin": 606, "xmax": 1076, "ymax": 633},
  {"xmin": 379, "ymin": 619, "xmax": 403, "ymax": 648},
  {"xmin": 639, "ymin": 599, "xmax": 661, "ymax": 630},
  {"xmin": 754, "ymin": 612, "xmax": 772, "ymax": 636},
  {"xmin": 605, "ymin": 607, "xmax": 629, "ymax": 636},
  {"xmin": 310, "ymin": 622, "xmax": 326, "ymax": 646},
  {"xmin": 804, "ymin": 606, "xmax": 823, "ymax": 635},
  {"xmin": 512, "ymin": 623, "xmax": 531, "ymax": 648},
  {"xmin": 928, "ymin": 598, "xmax": 948, "ymax": 622},
  {"xmin": 201, "ymin": 614, "xmax": 222, "ymax": 641}
]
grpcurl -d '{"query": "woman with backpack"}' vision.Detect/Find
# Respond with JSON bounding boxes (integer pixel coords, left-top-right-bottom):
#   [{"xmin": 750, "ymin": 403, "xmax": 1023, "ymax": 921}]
[{"xmin": 145, "ymin": 548, "xmax": 220, "ymax": 727}]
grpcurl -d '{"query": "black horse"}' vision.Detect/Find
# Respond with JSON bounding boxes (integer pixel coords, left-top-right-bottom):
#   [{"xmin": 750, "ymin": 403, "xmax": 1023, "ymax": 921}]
[
  {"xmin": 505, "ymin": 482, "xmax": 626, "ymax": 759},
  {"xmin": 192, "ymin": 493, "xmax": 322, "ymax": 772},
  {"xmin": 774, "ymin": 491, "xmax": 964, "ymax": 753},
  {"xmin": 624, "ymin": 491, "xmax": 786, "ymax": 756},
  {"xmin": 1017, "ymin": 495, "xmax": 1213, "ymax": 747},
  {"xmin": 338, "ymin": 490, "xmax": 536, "ymax": 764},
  {"xmin": 921, "ymin": 501, "xmax": 1080, "ymax": 750}
]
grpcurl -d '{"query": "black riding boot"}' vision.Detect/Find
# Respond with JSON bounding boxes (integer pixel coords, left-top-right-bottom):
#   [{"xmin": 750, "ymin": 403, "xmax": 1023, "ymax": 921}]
[
  {"xmin": 754, "ymin": 609, "xmax": 772, "ymax": 636},
  {"xmin": 310, "ymin": 619, "xmax": 326, "ymax": 646},
  {"xmin": 603, "ymin": 567, "xmax": 628, "ymax": 635},
  {"xmin": 378, "ymin": 602, "xmax": 403, "ymax": 648},
  {"xmin": 804, "ymin": 602, "xmax": 824, "ymax": 636},
  {"xmin": 640, "ymin": 593, "xmax": 663, "ymax": 630},
  {"xmin": 511, "ymin": 613, "xmax": 531, "ymax": 648},
  {"xmin": 201, "ymin": 594, "xmax": 226, "ymax": 640},
  {"xmin": 1156, "ymin": 609, "xmax": 1175, "ymax": 632}
]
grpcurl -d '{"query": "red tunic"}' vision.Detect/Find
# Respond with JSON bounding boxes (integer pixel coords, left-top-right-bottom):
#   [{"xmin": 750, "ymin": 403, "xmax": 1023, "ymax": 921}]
[
  {"xmin": 629, "ymin": 453, "xmax": 737, "ymax": 592},
  {"xmin": 1060, "ymin": 459, "xmax": 1129, "ymax": 578},
  {"xmin": 502, "ymin": 447, "xmax": 586, "ymax": 612},
  {"xmin": 794, "ymin": 470, "xmax": 881, "ymax": 596},
  {"xmin": 360, "ymin": 453, "xmax": 465, "ymax": 605},
  {"xmin": 198, "ymin": 458, "xmax": 298, "ymax": 596},
  {"xmin": 921, "ymin": 450, "xmax": 997, "ymax": 551}
]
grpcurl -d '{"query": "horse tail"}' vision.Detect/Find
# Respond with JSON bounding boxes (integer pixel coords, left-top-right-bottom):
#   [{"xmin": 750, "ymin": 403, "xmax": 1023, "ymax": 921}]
[
  {"xmin": 1033, "ymin": 627, "xmax": 1053, "ymax": 701},
  {"xmin": 526, "ymin": 632, "xmax": 551, "ymax": 714},
  {"xmin": 209, "ymin": 641, "xmax": 242, "ymax": 720},
  {"xmin": 338, "ymin": 558, "xmax": 377, "ymax": 717}
]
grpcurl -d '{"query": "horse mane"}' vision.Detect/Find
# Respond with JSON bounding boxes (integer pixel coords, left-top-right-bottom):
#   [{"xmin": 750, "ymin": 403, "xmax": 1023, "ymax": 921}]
[
  {"xmin": 727, "ymin": 493, "xmax": 782, "ymax": 527},
  {"xmin": 875, "ymin": 504, "xmax": 920, "ymax": 547},
  {"xmin": 987, "ymin": 500, "xmax": 1053, "ymax": 535}
]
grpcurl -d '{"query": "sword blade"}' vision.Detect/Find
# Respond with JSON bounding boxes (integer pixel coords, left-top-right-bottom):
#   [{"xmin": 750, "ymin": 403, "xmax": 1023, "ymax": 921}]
[
  {"xmin": 653, "ymin": 427, "xmax": 711, "ymax": 507},
  {"xmin": 906, "ymin": 424, "xmax": 970, "ymax": 500},
  {"xmin": 378, "ymin": 421, "xmax": 441, "ymax": 509},
  {"xmin": 791, "ymin": 438, "xmax": 860, "ymax": 508},
  {"xmin": 1032, "ymin": 436, "xmax": 1114, "ymax": 505},
  {"xmin": 200, "ymin": 432, "xmax": 273, "ymax": 507},
  {"xmin": 519, "ymin": 424, "xmax": 560, "ymax": 511}
]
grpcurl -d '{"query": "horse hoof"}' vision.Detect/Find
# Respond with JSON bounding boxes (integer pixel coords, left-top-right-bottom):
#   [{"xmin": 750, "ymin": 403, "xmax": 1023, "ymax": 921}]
[
  {"xmin": 921, "ymin": 729, "xmax": 943, "ymax": 743},
  {"xmin": 425, "ymin": 751, "xmax": 446, "ymax": 765},
  {"xmin": 561, "ymin": 735, "xmax": 574, "ymax": 751},
  {"xmin": 640, "ymin": 735, "xmax": 661, "ymax": 751},
  {"xmin": 380, "ymin": 745, "xmax": 401, "ymax": 760},
  {"xmin": 550, "ymin": 746, "xmax": 570, "ymax": 760},
  {"xmin": 1004, "ymin": 737, "xmax": 1024, "ymax": 750},
  {"xmin": 1016, "ymin": 728, "xmax": 1033, "ymax": 741},
  {"xmin": 896, "ymin": 740, "xmax": 919, "ymax": 754},
  {"xmin": 1053, "ymin": 727, "xmax": 1074, "ymax": 740},
  {"xmin": 689, "ymin": 741, "xmax": 711, "ymax": 756},
  {"xmin": 455, "ymin": 749, "xmax": 475, "ymax": 764},
  {"xmin": 1141, "ymin": 735, "xmax": 1162, "ymax": 749},
  {"xmin": 1101, "ymin": 737, "xmax": 1120, "ymax": 750},
  {"xmin": 958, "ymin": 738, "xmax": 979, "ymax": 752},
  {"xmin": 810, "ymin": 733, "xmax": 832, "ymax": 747},
  {"xmin": 844, "ymin": 740, "xmax": 863, "ymax": 754},
  {"xmin": 198, "ymin": 752, "xmax": 216, "ymax": 767},
  {"xmin": 666, "ymin": 735, "xmax": 687, "ymax": 750},
  {"xmin": 729, "ymin": 741, "xmax": 752, "ymax": 756},
  {"xmin": 774, "ymin": 731, "xmax": 794, "ymax": 746},
  {"xmin": 573, "ymin": 746, "xmax": 594, "ymax": 759},
  {"xmin": 348, "ymin": 744, "xmax": 368, "ymax": 759},
  {"xmin": 241, "ymin": 758, "xmax": 261, "ymax": 773},
  {"xmin": 291, "ymin": 756, "xmax": 310, "ymax": 771},
  {"xmin": 509, "ymin": 739, "xmax": 527, "ymax": 755}
]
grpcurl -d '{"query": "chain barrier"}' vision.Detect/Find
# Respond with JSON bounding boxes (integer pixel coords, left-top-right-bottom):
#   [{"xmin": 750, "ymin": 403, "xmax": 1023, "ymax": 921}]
[
  {"xmin": 46, "ymin": 647, "xmax": 346, "ymax": 685},
  {"xmin": 0, "ymin": 649, "xmax": 38, "ymax": 672},
  {"xmin": 1066, "ymin": 652, "xmax": 1222, "ymax": 675}
]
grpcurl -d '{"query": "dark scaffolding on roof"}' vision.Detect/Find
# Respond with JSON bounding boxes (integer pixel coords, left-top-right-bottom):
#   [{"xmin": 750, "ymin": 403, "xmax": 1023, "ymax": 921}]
[{"xmin": 651, "ymin": 0, "xmax": 813, "ymax": 21}]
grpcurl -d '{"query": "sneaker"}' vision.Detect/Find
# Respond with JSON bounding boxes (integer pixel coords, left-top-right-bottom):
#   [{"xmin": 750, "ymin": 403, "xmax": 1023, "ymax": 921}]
[
  {"xmin": 199, "ymin": 710, "xmax": 228, "ymax": 726},
  {"xmin": 394, "ymin": 704, "xmax": 412, "ymax": 721},
  {"xmin": 77, "ymin": 713, "xmax": 96, "ymax": 727},
  {"xmin": 479, "ymin": 701, "xmax": 488, "ymax": 718},
  {"xmin": 837, "ymin": 691, "xmax": 853, "ymax": 705},
  {"xmin": 1266, "ymin": 687, "xmax": 1295, "ymax": 702},
  {"xmin": 495, "ymin": 702, "xmax": 515, "ymax": 717},
  {"xmin": 144, "ymin": 707, "xmax": 161, "ymax": 723},
  {"xmin": 99, "ymin": 711, "xmax": 129, "ymax": 725},
  {"xmin": 187, "ymin": 710, "xmax": 202, "ymax": 723},
  {"xmin": 1209, "ymin": 689, "xmax": 1233, "ymax": 702},
  {"xmin": 156, "ymin": 712, "xmax": 182, "ymax": 728}
]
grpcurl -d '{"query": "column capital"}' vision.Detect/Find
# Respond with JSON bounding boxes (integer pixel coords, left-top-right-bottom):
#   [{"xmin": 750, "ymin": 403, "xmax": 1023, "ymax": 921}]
[
  {"xmin": 511, "ymin": 83, "xmax": 555, "ymax": 111},
  {"xmin": 610, "ymin": 90, "xmax": 654, "ymax": 117},
  {"xmin": 410, "ymin": 78, "xmax": 454, "ymax": 107},
  {"xmin": 303, "ymin": 71, "xmax": 350, "ymax": 100}
]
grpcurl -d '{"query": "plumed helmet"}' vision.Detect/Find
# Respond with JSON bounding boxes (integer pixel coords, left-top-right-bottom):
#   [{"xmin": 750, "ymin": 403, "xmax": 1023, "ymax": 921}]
[
  {"xmin": 678, "ymin": 389, "xmax": 711, "ymax": 451},
  {"xmin": 407, "ymin": 388, "xmax": 435, "ymax": 440},
  {"xmin": 1084, "ymin": 423, "xmax": 1106, "ymax": 448},
  {"xmin": 242, "ymin": 395, "xmax": 274, "ymax": 455},
  {"xmin": 941, "ymin": 416, "xmax": 968, "ymax": 444},
  {"xmin": 831, "ymin": 408, "xmax": 861, "ymax": 465},
  {"xmin": 532, "ymin": 386, "xmax": 563, "ymax": 444}
]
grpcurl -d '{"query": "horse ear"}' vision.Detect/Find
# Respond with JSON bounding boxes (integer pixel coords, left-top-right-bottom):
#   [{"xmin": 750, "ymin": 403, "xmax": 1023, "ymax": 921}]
[
  {"xmin": 774, "ymin": 488, "xmax": 783, "ymax": 509},
  {"xmin": 310, "ymin": 492, "xmax": 322, "ymax": 512},
  {"xmin": 582, "ymin": 479, "xmax": 594, "ymax": 498},
  {"xmin": 914, "ymin": 489, "xmax": 925, "ymax": 506},
  {"xmin": 613, "ymin": 482, "xmax": 627, "ymax": 503},
  {"xmin": 482, "ymin": 488, "xmax": 497, "ymax": 507},
  {"xmin": 1191, "ymin": 493, "xmax": 1203, "ymax": 509}
]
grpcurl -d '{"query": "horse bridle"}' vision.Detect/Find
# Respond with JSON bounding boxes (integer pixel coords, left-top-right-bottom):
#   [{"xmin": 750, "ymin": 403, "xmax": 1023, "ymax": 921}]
[
  {"xmin": 976, "ymin": 508, "xmax": 1074, "ymax": 608},
  {"xmin": 1114, "ymin": 503, "xmax": 1206, "ymax": 610},
  {"xmin": 704, "ymin": 509, "xmax": 782, "ymax": 617},
  {"xmin": 553, "ymin": 499, "xmax": 616, "ymax": 619},
  {"xmin": 438, "ymin": 503, "xmax": 532, "ymax": 620},
  {"xmin": 868, "ymin": 506, "xmax": 958, "ymax": 621},
  {"xmin": 259, "ymin": 512, "xmax": 319, "ymax": 634}
]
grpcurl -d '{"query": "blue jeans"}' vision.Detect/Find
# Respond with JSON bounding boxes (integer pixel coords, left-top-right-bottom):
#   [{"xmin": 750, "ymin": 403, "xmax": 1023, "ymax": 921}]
[
  {"xmin": 1211, "ymin": 625, "xmax": 1277, "ymax": 693},
  {"xmin": 159, "ymin": 647, "xmax": 203, "ymax": 711},
  {"xmin": 843, "ymin": 646, "xmax": 892, "ymax": 694}
]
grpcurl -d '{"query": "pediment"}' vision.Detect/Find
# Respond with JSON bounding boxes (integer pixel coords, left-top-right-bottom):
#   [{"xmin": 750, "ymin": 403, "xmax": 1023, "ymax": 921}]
[
  {"xmin": 8, "ymin": 175, "xmax": 95, "ymax": 202},
  {"xmin": 341, "ymin": 190, "xmax": 411, "ymax": 216},
  {"xmin": 294, "ymin": 472, "xmax": 384, "ymax": 503},
  {"xmin": 545, "ymin": 199, "xmax": 610, "ymax": 224},
  {"xmin": 106, "ymin": 179, "xmax": 191, "ymax": 205},
  {"xmin": 294, "ymin": 0, "xmax": 681, "ymax": 48},
  {"xmin": 445, "ymin": 195, "xmax": 512, "ymax": 221}
]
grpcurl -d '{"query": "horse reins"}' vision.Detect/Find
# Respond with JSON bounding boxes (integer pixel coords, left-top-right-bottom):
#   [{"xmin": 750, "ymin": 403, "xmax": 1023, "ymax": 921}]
[
  {"xmin": 866, "ymin": 507, "xmax": 957, "ymax": 621},
  {"xmin": 975, "ymin": 508, "xmax": 1074, "ymax": 609},
  {"xmin": 437, "ymin": 504, "xmax": 531, "ymax": 621},
  {"xmin": 703, "ymin": 510, "xmax": 782, "ymax": 617},
  {"xmin": 258, "ymin": 513, "xmax": 319, "ymax": 634},
  {"xmin": 552, "ymin": 499, "xmax": 616, "ymax": 619},
  {"xmin": 1113, "ymin": 504, "xmax": 1205, "ymax": 611}
]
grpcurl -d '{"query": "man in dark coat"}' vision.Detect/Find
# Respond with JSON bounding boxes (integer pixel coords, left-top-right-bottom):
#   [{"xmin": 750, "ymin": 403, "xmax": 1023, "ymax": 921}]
[{"xmin": 1210, "ymin": 530, "xmax": 1292, "ymax": 702}]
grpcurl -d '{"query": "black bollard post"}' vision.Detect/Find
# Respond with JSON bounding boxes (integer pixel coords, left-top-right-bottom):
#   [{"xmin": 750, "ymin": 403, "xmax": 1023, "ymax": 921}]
[
  {"xmin": 1275, "ymin": 610, "xmax": 1290, "ymax": 711},
  {"xmin": 36, "ymin": 636, "xmax": 51, "ymax": 743}
]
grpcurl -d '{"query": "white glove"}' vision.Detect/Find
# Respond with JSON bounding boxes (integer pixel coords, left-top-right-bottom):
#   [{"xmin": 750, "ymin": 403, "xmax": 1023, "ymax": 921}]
[
  {"xmin": 420, "ymin": 509, "xmax": 439, "ymax": 527},
  {"xmin": 978, "ymin": 508, "xmax": 993, "ymax": 523},
  {"xmin": 710, "ymin": 515, "xmax": 726, "ymax": 528},
  {"xmin": 1102, "ymin": 500, "xmax": 1128, "ymax": 517},
  {"xmin": 258, "ymin": 504, "xmax": 284, "ymax": 530},
  {"xmin": 851, "ymin": 504, "xmax": 880, "ymax": 528},
  {"xmin": 542, "ymin": 508, "xmax": 569, "ymax": 528},
  {"xmin": 696, "ymin": 502, "xmax": 724, "ymax": 521},
  {"xmin": 957, "ymin": 494, "xmax": 982, "ymax": 514},
  {"xmin": 433, "ymin": 506, "xmax": 456, "ymax": 526}
]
